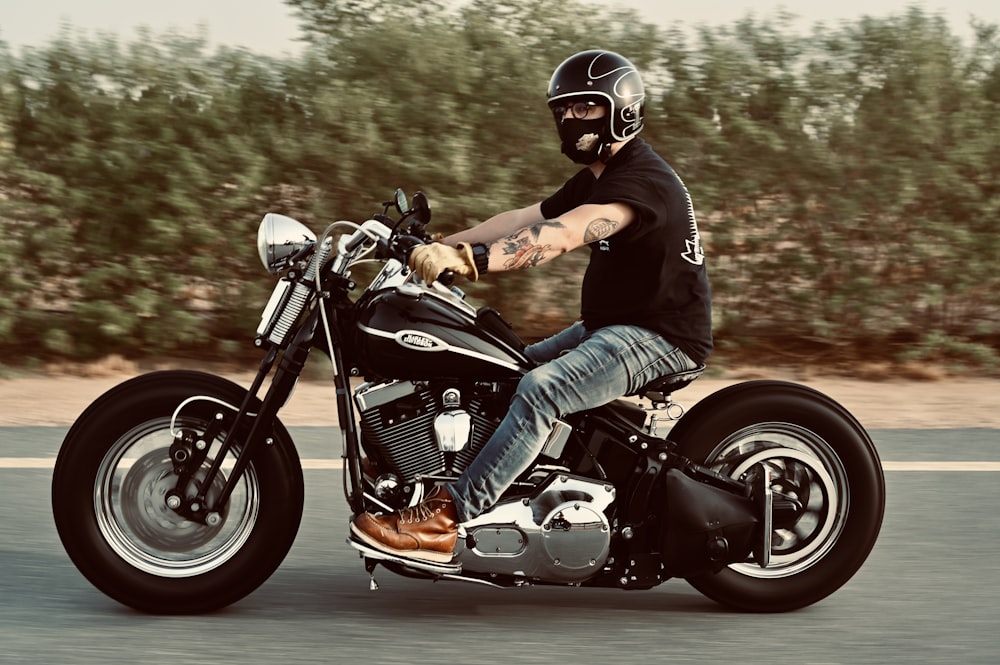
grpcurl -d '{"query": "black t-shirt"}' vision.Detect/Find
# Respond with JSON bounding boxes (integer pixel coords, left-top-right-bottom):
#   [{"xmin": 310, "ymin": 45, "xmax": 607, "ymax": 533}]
[{"xmin": 540, "ymin": 138, "xmax": 713, "ymax": 363}]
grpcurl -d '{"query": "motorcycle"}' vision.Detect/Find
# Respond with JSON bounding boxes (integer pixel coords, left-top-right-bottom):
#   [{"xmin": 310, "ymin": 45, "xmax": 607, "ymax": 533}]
[{"xmin": 52, "ymin": 190, "xmax": 885, "ymax": 614}]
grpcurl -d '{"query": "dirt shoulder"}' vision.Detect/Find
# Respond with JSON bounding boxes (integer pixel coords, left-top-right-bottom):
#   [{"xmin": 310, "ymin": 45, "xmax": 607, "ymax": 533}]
[{"xmin": 2, "ymin": 367, "xmax": 998, "ymax": 429}]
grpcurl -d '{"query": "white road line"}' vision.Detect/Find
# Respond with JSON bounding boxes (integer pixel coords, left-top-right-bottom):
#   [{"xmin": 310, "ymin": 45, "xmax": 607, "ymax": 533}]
[
  {"xmin": 1, "ymin": 458, "xmax": 56, "ymax": 469},
  {"xmin": 3, "ymin": 459, "xmax": 1000, "ymax": 471},
  {"xmin": 302, "ymin": 460, "xmax": 342, "ymax": 470},
  {"xmin": 881, "ymin": 461, "xmax": 1000, "ymax": 472}
]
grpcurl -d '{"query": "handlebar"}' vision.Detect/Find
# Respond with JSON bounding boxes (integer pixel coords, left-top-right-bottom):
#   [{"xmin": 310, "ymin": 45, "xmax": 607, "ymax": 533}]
[
  {"xmin": 333, "ymin": 192, "xmax": 455, "ymax": 286},
  {"xmin": 388, "ymin": 234, "xmax": 456, "ymax": 286}
]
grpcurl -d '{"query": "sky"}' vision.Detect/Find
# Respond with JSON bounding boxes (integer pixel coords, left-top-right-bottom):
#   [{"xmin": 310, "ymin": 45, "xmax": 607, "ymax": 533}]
[{"xmin": 1, "ymin": 0, "xmax": 998, "ymax": 57}]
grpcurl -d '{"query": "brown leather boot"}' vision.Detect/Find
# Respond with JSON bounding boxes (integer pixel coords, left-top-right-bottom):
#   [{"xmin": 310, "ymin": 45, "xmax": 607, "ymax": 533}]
[{"xmin": 350, "ymin": 486, "xmax": 459, "ymax": 563}]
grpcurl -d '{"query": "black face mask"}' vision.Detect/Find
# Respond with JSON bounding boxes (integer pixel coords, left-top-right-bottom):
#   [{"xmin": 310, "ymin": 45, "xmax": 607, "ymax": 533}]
[{"xmin": 557, "ymin": 117, "xmax": 608, "ymax": 165}]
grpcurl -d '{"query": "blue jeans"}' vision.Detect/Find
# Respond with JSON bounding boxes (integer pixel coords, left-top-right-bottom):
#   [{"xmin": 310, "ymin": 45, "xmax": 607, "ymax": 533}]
[{"xmin": 448, "ymin": 322, "xmax": 698, "ymax": 521}]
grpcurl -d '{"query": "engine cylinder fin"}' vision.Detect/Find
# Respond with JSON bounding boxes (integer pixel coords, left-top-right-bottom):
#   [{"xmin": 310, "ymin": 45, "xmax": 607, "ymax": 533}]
[{"xmin": 359, "ymin": 391, "xmax": 502, "ymax": 483}]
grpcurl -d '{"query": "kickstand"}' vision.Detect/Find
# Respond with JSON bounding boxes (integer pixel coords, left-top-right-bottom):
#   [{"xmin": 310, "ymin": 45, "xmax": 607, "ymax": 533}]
[{"xmin": 364, "ymin": 558, "xmax": 380, "ymax": 591}]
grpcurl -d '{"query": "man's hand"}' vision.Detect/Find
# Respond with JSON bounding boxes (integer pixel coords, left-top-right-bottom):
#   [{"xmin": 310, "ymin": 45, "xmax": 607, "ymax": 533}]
[{"xmin": 409, "ymin": 242, "xmax": 479, "ymax": 284}]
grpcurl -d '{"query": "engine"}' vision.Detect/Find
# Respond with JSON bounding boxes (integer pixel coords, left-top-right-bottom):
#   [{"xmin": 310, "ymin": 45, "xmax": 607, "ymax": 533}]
[
  {"xmin": 355, "ymin": 379, "xmax": 508, "ymax": 486},
  {"xmin": 356, "ymin": 379, "xmax": 615, "ymax": 585},
  {"xmin": 457, "ymin": 474, "xmax": 615, "ymax": 583}
]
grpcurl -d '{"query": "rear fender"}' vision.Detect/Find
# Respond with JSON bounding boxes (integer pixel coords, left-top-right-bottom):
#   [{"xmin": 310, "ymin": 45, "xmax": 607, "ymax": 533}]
[{"xmin": 668, "ymin": 380, "xmax": 870, "ymax": 447}]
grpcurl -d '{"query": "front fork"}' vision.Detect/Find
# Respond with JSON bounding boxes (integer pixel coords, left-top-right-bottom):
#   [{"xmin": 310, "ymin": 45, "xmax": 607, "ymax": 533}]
[{"xmin": 166, "ymin": 304, "xmax": 358, "ymax": 525}]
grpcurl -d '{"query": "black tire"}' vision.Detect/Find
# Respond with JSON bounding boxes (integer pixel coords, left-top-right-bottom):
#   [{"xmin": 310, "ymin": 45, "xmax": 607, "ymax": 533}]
[
  {"xmin": 669, "ymin": 380, "xmax": 885, "ymax": 612},
  {"xmin": 52, "ymin": 370, "xmax": 304, "ymax": 614}
]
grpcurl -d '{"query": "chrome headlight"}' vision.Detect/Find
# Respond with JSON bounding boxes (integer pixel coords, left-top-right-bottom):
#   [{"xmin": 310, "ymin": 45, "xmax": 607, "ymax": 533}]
[{"xmin": 257, "ymin": 213, "xmax": 317, "ymax": 274}]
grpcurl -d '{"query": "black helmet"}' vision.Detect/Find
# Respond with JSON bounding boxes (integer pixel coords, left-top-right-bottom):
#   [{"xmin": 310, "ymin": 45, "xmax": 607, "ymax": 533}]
[{"xmin": 546, "ymin": 49, "xmax": 645, "ymax": 142}]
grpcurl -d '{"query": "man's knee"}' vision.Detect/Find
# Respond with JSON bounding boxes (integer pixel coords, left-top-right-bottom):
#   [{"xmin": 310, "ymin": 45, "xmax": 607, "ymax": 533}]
[{"xmin": 514, "ymin": 368, "xmax": 561, "ymax": 411}]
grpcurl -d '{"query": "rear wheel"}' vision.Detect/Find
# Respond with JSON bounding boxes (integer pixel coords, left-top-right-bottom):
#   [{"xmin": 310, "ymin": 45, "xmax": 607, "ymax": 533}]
[
  {"xmin": 671, "ymin": 381, "xmax": 885, "ymax": 612},
  {"xmin": 52, "ymin": 371, "xmax": 304, "ymax": 614}
]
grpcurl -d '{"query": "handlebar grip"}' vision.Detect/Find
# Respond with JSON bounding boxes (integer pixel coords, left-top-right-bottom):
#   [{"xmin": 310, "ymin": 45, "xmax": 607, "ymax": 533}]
[
  {"xmin": 392, "ymin": 235, "xmax": 423, "ymax": 264},
  {"xmin": 437, "ymin": 269, "xmax": 456, "ymax": 287}
]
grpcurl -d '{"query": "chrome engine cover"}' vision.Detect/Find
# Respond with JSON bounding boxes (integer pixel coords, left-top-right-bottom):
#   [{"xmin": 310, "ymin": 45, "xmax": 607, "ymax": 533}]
[{"xmin": 456, "ymin": 475, "xmax": 615, "ymax": 583}]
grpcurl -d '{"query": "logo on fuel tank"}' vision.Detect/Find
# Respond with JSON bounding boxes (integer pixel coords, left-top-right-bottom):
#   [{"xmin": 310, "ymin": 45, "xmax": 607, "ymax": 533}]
[{"xmin": 395, "ymin": 330, "xmax": 446, "ymax": 351}]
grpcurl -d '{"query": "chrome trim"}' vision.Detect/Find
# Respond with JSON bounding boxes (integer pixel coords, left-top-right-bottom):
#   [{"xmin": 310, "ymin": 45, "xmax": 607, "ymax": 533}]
[
  {"xmin": 346, "ymin": 537, "xmax": 462, "ymax": 575},
  {"xmin": 255, "ymin": 279, "xmax": 293, "ymax": 338},
  {"xmin": 357, "ymin": 323, "xmax": 524, "ymax": 373},
  {"xmin": 354, "ymin": 380, "xmax": 421, "ymax": 413},
  {"xmin": 437, "ymin": 573, "xmax": 505, "ymax": 588},
  {"xmin": 759, "ymin": 465, "xmax": 773, "ymax": 568},
  {"xmin": 456, "ymin": 475, "xmax": 615, "ymax": 582},
  {"xmin": 368, "ymin": 259, "xmax": 406, "ymax": 292},
  {"xmin": 257, "ymin": 213, "xmax": 316, "ymax": 274},
  {"xmin": 434, "ymin": 410, "xmax": 472, "ymax": 453},
  {"xmin": 540, "ymin": 420, "xmax": 572, "ymax": 458}
]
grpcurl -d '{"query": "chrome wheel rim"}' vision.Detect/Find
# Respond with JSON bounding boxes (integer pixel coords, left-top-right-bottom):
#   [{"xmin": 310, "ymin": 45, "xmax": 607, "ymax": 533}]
[
  {"xmin": 703, "ymin": 423, "xmax": 849, "ymax": 578},
  {"xmin": 94, "ymin": 418, "xmax": 259, "ymax": 578}
]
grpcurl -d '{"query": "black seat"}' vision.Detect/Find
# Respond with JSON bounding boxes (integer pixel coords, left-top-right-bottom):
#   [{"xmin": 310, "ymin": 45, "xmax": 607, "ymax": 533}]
[{"xmin": 630, "ymin": 364, "xmax": 706, "ymax": 403}]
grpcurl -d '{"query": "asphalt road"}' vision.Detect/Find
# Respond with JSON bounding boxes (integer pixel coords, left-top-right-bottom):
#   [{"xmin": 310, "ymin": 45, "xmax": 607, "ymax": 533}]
[{"xmin": 1, "ymin": 427, "xmax": 998, "ymax": 665}]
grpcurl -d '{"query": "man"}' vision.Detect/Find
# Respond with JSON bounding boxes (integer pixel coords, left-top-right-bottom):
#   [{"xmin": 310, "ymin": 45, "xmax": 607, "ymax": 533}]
[{"xmin": 350, "ymin": 49, "xmax": 712, "ymax": 563}]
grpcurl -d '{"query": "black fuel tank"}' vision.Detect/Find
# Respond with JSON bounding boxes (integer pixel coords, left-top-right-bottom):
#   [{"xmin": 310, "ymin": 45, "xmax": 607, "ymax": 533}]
[{"xmin": 354, "ymin": 283, "xmax": 532, "ymax": 381}]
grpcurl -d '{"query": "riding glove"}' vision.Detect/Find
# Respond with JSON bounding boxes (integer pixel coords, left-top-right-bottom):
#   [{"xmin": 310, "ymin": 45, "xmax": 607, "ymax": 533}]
[{"xmin": 409, "ymin": 242, "xmax": 479, "ymax": 283}]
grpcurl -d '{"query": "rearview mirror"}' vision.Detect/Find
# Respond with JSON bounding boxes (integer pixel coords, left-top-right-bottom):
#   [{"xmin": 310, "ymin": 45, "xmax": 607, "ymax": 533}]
[
  {"xmin": 410, "ymin": 191, "xmax": 431, "ymax": 224},
  {"xmin": 393, "ymin": 188, "xmax": 409, "ymax": 215}
]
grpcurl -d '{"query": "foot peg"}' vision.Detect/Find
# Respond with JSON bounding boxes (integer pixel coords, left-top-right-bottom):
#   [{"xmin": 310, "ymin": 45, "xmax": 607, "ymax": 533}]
[{"xmin": 347, "ymin": 536, "xmax": 462, "ymax": 576}]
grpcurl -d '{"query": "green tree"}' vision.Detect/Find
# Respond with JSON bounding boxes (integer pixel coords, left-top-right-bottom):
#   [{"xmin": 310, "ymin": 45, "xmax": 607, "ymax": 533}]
[
  {"xmin": 0, "ymin": 2, "xmax": 997, "ymax": 369},
  {"xmin": 655, "ymin": 8, "xmax": 1000, "ymax": 366},
  {"xmin": 5, "ymin": 31, "xmax": 272, "ymax": 357}
]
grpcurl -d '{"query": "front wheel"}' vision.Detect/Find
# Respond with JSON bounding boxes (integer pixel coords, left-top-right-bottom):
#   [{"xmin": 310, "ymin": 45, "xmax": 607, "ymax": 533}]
[
  {"xmin": 52, "ymin": 370, "xmax": 304, "ymax": 614},
  {"xmin": 670, "ymin": 380, "xmax": 885, "ymax": 612}
]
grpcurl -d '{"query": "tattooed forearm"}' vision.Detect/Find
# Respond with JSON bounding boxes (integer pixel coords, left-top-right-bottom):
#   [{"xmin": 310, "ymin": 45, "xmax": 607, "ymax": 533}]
[
  {"xmin": 527, "ymin": 219, "xmax": 565, "ymax": 241},
  {"xmin": 583, "ymin": 218, "xmax": 619, "ymax": 243},
  {"xmin": 500, "ymin": 237, "xmax": 554, "ymax": 270},
  {"xmin": 494, "ymin": 218, "xmax": 568, "ymax": 271}
]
